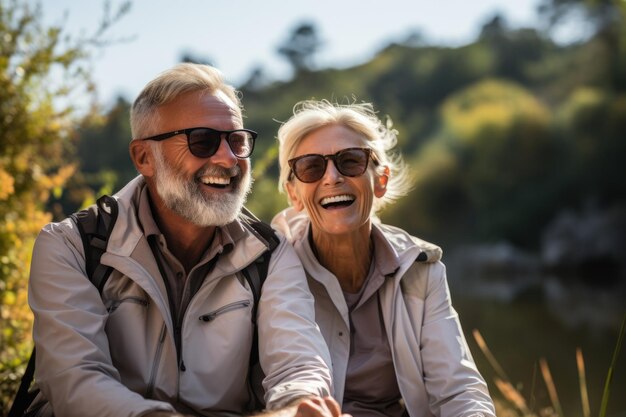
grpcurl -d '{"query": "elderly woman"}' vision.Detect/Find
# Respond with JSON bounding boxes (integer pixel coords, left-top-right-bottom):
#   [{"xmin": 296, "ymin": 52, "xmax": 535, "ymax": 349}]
[{"xmin": 271, "ymin": 100, "xmax": 495, "ymax": 417}]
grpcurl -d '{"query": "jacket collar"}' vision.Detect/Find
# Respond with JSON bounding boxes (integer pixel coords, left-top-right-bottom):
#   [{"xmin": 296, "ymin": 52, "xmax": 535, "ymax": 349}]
[
  {"xmin": 106, "ymin": 176, "xmax": 268, "ymax": 269},
  {"xmin": 271, "ymin": 207, "xmax": 442, "ymax": 265}
]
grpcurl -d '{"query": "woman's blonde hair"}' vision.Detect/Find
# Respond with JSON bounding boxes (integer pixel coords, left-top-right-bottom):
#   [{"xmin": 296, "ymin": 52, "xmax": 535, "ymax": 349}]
[
  {"xmin": 130, "ymin": 63, "xmax": 242, "ymax": 139},
  {"xmin": 277, "ymin": 99, "xmax": 412, "ymax": 215}
]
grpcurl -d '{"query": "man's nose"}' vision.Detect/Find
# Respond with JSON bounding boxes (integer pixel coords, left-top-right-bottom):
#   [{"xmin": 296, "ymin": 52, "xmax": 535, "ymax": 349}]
[{"xmin": 210, "ymin": 137, "xmax": 238, "ymax": 167}]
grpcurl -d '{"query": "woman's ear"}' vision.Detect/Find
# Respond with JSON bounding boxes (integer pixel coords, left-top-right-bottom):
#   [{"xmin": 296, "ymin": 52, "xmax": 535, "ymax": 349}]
[
  {"xmin": 374, "ymin": 166, "xmax": 390, "ymax": 198},
  {"xmin": 129, "ymin": 140, "xmax": 155, "ymax": 178},
  {"xmin": 285, "ymin": 181, "xmax": 305, "ymax": 212}
]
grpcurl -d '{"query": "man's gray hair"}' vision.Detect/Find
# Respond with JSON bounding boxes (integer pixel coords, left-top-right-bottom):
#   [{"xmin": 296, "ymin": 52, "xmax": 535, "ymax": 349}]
[{"xmin": 130, "ymin": 63, "xmax": 242, "ymax": 140}]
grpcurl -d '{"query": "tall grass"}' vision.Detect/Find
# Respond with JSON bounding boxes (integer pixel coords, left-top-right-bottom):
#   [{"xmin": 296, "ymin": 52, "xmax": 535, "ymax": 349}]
[
  {"xmin": 599, "ymin": 314, "xmax": 626, "ymax": 417},
  {"xmin": 473, "ymin": 313, "xmax": 625, "ymax": 417}
]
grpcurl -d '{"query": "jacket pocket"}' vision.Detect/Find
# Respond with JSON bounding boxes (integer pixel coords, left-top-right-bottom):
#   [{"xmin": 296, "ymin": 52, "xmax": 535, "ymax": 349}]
[
  {"xmin": 107, "ymin": 296, "xmax": 149, "ymax": 314},
  {"xmin": 199, "ymin": 300, "xmax": 251, "ymax": 322}
]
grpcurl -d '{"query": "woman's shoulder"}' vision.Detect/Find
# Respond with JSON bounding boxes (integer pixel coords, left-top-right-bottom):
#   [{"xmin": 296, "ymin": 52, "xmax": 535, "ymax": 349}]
[
  {"xmin": 271, "ymin": 207, "xmax": 309, "ymax": 243},
  {"xmin": 376, "ymin": 222, "xmax": 443, "ymax": 263}
]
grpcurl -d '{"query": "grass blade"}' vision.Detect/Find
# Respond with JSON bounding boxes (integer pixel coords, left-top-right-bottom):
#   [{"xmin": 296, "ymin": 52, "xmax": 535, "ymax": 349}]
[
  {"xmin": 473, "ymin": 329, "xmax": 511, "ymax": 382},
  {"xmin": 494, "ymin": 377, "xmax": 530, "ymax": 414},
  {"xmin": 599, "ymin": 313, "xmax": 626, "ymax": 417},
  {"xmin": 576, "ymin": 348, "xmax": 591, "ymax": 417},
  {"xmin": 540, "ymin": 358, "xmax": 563, "ymax": 417}
]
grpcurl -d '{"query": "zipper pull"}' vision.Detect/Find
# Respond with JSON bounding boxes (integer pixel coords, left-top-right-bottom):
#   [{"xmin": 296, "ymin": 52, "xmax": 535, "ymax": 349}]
[
  {"xmin": 198, "ymin": 300, "xmax": 251, "ymax": 322},
  {"xmin": 199, "ymin": 313, "xmax": 216, "ymax": 322}
]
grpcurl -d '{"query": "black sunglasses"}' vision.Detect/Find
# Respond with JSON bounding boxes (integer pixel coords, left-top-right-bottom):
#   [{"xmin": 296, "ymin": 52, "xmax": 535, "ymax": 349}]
[
  {"xmin": 138, "ymin": 127, "xmax": 257, "ymax": 159},
  {"xmin": 288, "ymin": 147, "xmax": 379, "ymax": 183}
]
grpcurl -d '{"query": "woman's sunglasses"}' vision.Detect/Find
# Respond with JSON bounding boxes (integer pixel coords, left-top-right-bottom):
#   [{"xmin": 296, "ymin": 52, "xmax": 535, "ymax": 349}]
[
  {"xmin": 288, "ymin": 147, "xmax": 379, "ymax": 183},
  {"xmin": 138, "ymin": 127, "xmax": 257, "ymax": 159}
]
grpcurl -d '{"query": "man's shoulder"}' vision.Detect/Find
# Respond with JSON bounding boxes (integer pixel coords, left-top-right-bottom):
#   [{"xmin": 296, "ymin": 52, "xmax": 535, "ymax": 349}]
[
  {"xmin": 39, "ymin": 216, "xmax": 81, "ymax": 244},
  {"xmin": 238, "ymin": 208, "xmax": 280, "ymax": 253}
]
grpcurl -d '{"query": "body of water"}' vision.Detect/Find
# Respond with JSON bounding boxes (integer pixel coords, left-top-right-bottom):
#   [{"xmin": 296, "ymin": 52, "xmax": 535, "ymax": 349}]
[{"xmin": 449, "ymin": 270, "xmax": 626, "ymax": 417}]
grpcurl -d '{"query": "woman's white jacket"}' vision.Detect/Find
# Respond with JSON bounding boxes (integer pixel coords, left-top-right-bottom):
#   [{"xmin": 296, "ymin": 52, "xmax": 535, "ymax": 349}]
[{"xmin": 272, "ymin": 208, "xmax": 495, "ymax": 417}]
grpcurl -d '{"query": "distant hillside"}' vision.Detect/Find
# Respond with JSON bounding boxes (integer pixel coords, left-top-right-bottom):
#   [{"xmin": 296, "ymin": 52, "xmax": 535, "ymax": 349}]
[{"xmin": 68, "ymin": 24, "xmax": 626, "ymax": 250}]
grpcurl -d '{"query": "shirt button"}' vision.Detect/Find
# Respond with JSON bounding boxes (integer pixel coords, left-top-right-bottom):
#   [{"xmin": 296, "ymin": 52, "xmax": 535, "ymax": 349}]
[
  {"xmin": 338, "ymin": 332, "xmax": 343, "ymax": 336},
  {"xmin": 176, "ymin": 272, "xmax": 183, "ymax": 279}
]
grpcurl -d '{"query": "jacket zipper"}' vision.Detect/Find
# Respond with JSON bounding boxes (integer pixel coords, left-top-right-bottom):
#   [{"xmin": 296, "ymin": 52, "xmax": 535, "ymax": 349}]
[
  {"xmin": 106, "ymin": 296, "xmax": 149, "ymax": 313},
  {"xmin": 146, "ymin": 322, "xmax": 166, "ymax": 398},
  {"xmin": 199, "ymin": 300, "xmax": 251, "ymax": 322}
]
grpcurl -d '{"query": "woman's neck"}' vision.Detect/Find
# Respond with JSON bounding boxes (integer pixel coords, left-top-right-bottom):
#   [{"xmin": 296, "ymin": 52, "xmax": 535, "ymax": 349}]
[{"xmin": 310, "ymin": 223, "xmax": 373, "ymax": 293}]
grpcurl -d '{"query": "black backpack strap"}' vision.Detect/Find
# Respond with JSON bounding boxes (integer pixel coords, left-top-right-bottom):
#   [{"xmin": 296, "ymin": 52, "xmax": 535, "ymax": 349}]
[
  {"xmin": 9, "ymin": 196, "xmax": 119, "ymax": 416},
  {"xmin": 70, "ymin": 195, "xmax": 118, "ymax": 293},
  {"xmin": 7, "ymin": 350, "xmax": 37, "ymax": 417},
  {"xmin": 240, "ymin": 209, "xmax": 280, "ymax": 322},
  {"xmin": 239, "ymin": 208, "xmax": 280, "ymax": 411}
]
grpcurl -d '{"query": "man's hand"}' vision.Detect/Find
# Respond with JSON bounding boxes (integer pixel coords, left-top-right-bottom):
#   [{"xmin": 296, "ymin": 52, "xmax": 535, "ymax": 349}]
[{"xmin": 293, "ymin": 396, "xmax": 350, "ymax": 417}]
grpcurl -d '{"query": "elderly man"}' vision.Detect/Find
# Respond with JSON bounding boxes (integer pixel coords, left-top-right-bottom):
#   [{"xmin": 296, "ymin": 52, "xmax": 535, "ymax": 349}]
[{"xmin": 27, "ymin": 63, "xmax": 340, "ymax": 417}]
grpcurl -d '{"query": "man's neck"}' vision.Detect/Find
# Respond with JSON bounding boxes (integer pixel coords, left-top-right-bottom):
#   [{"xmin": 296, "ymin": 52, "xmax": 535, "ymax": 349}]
[{"xmin": 147, "ymin": 190, "xmax": 217, "ymax": 273}]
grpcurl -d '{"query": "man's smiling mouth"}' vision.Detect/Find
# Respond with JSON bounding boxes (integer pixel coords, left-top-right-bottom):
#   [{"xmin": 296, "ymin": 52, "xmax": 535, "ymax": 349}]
[{"xmin": 200, "ymin": 175, "xmax": 232, "ymax": 189}]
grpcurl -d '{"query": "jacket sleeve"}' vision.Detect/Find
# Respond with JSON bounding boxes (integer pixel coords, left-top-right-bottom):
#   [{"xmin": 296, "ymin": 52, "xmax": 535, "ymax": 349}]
[
  {"xmin": 256, "ymin": 235, "xmax": 333, "ymax": 409},
  {"xmin": 419, "ymin": 261, "xmax": 496, "ymax": 417},
  {"xmin": 28, "ymin": 220, "xmax": 175, "ymax": 417}
]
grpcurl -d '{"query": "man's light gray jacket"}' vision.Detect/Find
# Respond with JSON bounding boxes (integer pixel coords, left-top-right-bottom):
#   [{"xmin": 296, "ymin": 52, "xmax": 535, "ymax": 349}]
[{"xmin": 29, "ymin": 177, "xmax": 332, "ymax": 417}]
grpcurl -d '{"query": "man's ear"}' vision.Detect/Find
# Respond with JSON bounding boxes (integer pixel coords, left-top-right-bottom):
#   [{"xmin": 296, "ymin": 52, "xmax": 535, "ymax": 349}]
[
  {"xmin": 374, "ymin": 166, "xmax": 390, "ymax": 198},
  {"xmin": 285, "ymin": 181, "xmax": 304, "ymax": 212},
  {"xmin": 129, "ymin": 140, "xmax": 155, "ymax": 178}
]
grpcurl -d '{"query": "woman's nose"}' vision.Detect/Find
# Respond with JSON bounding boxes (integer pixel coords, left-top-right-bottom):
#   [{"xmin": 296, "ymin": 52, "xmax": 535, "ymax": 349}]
[{"xmin": 322, "ymin": 159, "xmax": 344, "ymax": 185}]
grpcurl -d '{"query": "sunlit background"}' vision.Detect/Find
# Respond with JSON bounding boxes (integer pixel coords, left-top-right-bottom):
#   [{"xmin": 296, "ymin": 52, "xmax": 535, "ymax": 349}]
[
  {"xmin": 1, "ymin": 0, "xmax": 625, "ymax": 416},
  {"xmin": 42, "ymin": 0, "xmax": 547, "ymax": 104}
]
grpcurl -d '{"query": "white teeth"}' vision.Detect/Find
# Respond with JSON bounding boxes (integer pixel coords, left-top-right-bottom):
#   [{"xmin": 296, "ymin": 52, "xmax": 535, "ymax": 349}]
[
  {"xmin": 320, "ymin": 194, "xmax": 354, "ymax": 206},
  {"xmin": 200, "ymin": 176, "xmax": 231, "ymax": 185}
]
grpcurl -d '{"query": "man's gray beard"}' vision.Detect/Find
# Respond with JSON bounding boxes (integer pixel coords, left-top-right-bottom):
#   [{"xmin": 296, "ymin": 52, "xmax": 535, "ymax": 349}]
[{"xmin": 152, "ymin": 145, "xmax": 252, "ymax": 227}]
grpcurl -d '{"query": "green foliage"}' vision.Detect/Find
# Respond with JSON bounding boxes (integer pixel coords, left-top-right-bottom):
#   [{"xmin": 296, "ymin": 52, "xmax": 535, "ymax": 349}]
[
  {"xmin": 49, "ymin": 96, "xmax": 137, "ymax": 217},
  {"xmin": 599, "ymin": 314, "xmax": 626, "ymax": 417},
  {"xmin": 240, "ymin": 19, "xmax": 625, "ymax": 246},
  {"xmin": 0, "ymin": 0, "xmax": 129, "ymax": 412},
  {"xmin": 556, "ymin": 88, "xmax": 626, "ymax": 205},
  {"xmin": 246, "ymin": 176, "xmax": 289, "ymax": 223},
  {"xmin": 0, "ymin": 1, "xmax": 83, "ymax": 410}
]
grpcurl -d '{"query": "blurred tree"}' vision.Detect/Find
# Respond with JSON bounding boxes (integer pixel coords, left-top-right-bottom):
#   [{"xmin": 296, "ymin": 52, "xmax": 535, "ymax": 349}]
[
  {"xmin": 365, "ymin": 43, "xmax": 492, "ymax": 153},
  {"xmin": 386, "ymin": 80, "xmax": 559, "ymax": 247},
  {"xmin": 538, "ymin": 0, "xmax": 624, "ymax": 30},
  {"xmin": 180, "ymin": 51, "xmax": 214, "ymax": 66},
  {"xmin": 240, "ymin": 65, "xmax": 271, "ymax": 92},
  {"xmin": 77, "ymin": 96, "xmax": 135, "ymax": 186},
  {"xmin": 0, "ymin": 0, "xmax": 129, "ymax": 412},
  {"xmin": 538, "ymin": 0, "xmax": 626, "ymax": 90},
  {"xmin": 277, "ymin": 22, "xmax": 323, "ymax": 75},
  {"xmin": 381, "ymin": 141, "xmax": 467, "ymax": 244},
  {"xmin": 556, "ymin": 87, "xmax": 626, "ymax": 205},
  {"xmin": 441, "ymin": 79, "xmax": 558, "ymax": 246},
  {"xmin": 47, "ymin": 95, "xmax": 137, "ymax": 218},
  {"xmin": 479, "ymin": 14, "xmax": 554, "ymax": 83}
]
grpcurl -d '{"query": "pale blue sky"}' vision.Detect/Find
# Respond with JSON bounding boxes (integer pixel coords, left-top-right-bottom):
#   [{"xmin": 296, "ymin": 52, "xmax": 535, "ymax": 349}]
[{"xmin": 41, "ymin": 0, "xmax": 546, "ymax": 107}]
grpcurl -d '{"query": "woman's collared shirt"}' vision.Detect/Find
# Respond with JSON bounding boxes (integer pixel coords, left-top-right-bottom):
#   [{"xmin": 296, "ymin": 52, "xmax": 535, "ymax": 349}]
[{"xmin": 341, "ymin": 227, "xmax": 406, "ymax": 417}]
